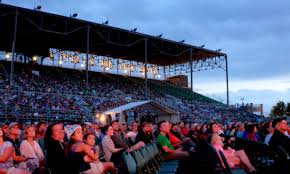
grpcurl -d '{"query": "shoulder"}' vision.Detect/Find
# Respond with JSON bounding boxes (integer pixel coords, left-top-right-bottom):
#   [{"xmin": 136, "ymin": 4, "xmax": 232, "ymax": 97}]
[{"xmin": 4, "ymin": 141, "xmax": 13, "ymax": 147}]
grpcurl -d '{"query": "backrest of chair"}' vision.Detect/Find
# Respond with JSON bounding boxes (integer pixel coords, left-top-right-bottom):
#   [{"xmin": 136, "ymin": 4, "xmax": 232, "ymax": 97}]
[
  {"xmin": 152, "ymin": 143, "xmax": 159, "ymax": 155},
  {"xmin": 218, "ymin": 150, "xmax": 233, "ymax": 174},
  {"xmin": 123, "ymin": 151, "xmax": 138, "ymax": 174},
  {"xmin": 131, "ymin": 150, "xmax": 146, "ymax": 169},
  {"xmin": 206, "ymin": 143, "xmax": 227, "ymax": 172},
  {"xmin": 145, "ymin": 145, "xmax": 154, "ymax": 160},
  {"xmin": 140, "ymin": 147, "xmax": 150, "ymax": 163}
]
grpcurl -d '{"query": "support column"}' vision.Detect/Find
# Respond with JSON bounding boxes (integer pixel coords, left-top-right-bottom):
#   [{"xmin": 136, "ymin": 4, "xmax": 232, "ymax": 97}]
[
  {"xmin": 163, "ymin": 66, "xmax": 166, "ymax": 79},
  {"xmin": 189, "ymin": 49, "xmax": 193, "ymax": 91},
  {"xmin": 116, "ymin": 59, "xmax": 119, "ymax": 75},
  {"xmin": 10, "ymin": 9, "xmax": 18, "ymax": 86},
  {"xmin": 144, "ymin": 38, "xmax": 148, "ymax": 100},
  {"xmin": 86, "ymin": 25, "xmax": 90, "ymax": 94},
  {"xmin": 225, "ymin": 55, "xmax": 229, "ymax": 106}
]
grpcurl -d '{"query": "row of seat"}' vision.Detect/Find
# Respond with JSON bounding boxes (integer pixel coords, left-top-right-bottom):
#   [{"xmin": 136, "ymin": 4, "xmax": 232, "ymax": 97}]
[{"xmin": 122, "ymin": 143, "xmax": 180, "ymax": 174}]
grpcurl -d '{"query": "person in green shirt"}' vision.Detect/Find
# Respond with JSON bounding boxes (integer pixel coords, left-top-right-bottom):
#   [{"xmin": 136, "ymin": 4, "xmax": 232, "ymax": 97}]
[{"xmin": 157, "ymin": 121, "xmax": 189, "ymax": 160}]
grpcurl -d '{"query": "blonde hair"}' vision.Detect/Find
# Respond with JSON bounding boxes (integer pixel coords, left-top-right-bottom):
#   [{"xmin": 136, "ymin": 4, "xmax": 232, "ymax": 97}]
[{"xmin": 24, "ymin": 125, "xmax": 36, "ymax": 140}]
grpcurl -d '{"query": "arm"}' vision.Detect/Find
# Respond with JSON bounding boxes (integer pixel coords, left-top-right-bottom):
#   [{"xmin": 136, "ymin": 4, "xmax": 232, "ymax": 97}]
[
  {"xmin": 0, "ymin": 146, "xmax": 13, "ymax": 163},
  {"xmin": 105, "ymin": 138, "xmax": 123, "ymax": 153},
  {"xmin": 12, "ymin": 153, "xmax": 27, "ymax": 162},
  {"xmin": 82, "ymin": 144, "xmax": 98, "ymax": 161},
  {"xmin": 162, "ymin": 146, "xmax": 175, "ymax": 154}
]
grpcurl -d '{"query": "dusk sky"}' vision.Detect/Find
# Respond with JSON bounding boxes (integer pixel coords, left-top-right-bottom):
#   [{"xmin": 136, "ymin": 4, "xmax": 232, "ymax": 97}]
[{"xmin": 4, "ymin": 0, "xmax": 290, "ymax": 115}]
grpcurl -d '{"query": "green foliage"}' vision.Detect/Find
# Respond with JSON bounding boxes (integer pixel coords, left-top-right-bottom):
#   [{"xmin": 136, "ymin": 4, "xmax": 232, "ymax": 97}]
[{"xmin": 270, "ymin": 101, "xmax": 286, "ymax": 117}]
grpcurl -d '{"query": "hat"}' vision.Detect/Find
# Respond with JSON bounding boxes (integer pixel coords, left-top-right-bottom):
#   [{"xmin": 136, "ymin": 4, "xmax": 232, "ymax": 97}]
[
  {"xmin": 8, "ymin": 122, "xmax": 19, "ymax": 129},
  {"xmin": 84, "ymin": 122, "xmax": 92, "ymax": 126},
  {"xmin": 272, "ymin": 117, "xmax": 286, "ymax": 128},
  {"xmin": 64, "ymin": 124, "xmax": 81, "ymax": 140}
]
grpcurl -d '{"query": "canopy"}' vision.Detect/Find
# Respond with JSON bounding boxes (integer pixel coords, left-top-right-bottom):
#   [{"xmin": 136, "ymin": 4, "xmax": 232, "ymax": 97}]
[{"xmin": 103, "ymin": 100, "xmax": 178, "ymax": 123}]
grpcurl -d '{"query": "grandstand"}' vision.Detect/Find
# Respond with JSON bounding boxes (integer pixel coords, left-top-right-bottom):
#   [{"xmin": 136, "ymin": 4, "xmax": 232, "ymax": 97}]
[{"xmin": 0, "ymin": 3, "xmax": 261, "ymax": 124}]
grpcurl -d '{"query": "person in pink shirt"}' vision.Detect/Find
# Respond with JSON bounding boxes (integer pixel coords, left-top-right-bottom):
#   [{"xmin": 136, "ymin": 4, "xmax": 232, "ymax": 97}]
[{"xmin": 210, "ymin": 134, "xmax": 256, "ymax": 173}]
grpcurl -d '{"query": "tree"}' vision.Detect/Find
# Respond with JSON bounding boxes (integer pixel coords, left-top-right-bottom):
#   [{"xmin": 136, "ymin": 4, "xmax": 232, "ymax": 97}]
[
  {"xmin": 270, "ymin": 101, "xmax": 286, "ymax": 117},
  {"xmin": 285, "ymin": 103, "xmax": 290, "ymax": 116}
]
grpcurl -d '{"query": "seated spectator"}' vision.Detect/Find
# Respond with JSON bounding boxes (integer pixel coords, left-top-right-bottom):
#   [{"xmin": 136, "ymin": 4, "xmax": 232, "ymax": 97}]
[
  {"xmin": 236, "ymin": 123, "xmax": 245, "ymax": 138},
  {"xmin": 110, "ymin": 121, "xmax": 144, "ymax": 150},
  {"xmin": 35, "ymin": 122, "xmax": 47, "ymax": 151},
  {"xmin": 0, "ymin": 129, "xmax": 31, "ymax": 174},
  {"xmin": 245, "ymin": 124, "xmax": 260, "ymax": 142},
  {"xmin": 135, "ymin": 122, "xmax": 154, "ymax": 144},
  {"xmin": 269, "ymin": 117, "xmax": 290, "ymax": 154},
  {"xmin": 101, "ymin": 125, "xmax": 124, "ymax": 162},
  {"xmin": 44, "ymin": 123, "xmax": 68, "ymax": 174},
  {"xmin": 64, "ymin": 125, "xmax": 105, "ymax": 174},
  {"xmin": 83, "ymin": 133, "xmax": 116, "ymax": 174},
  {"xmin": 156, "ymin": 121, "xmax": 189, "ymax": 160},
  {"xmin": 1, "ymin": 123, "xmax": 9, "ymax": 138},
  {"xmin": 5, "ymin": 122, "xmax": 28, "ymax": 169},
  {"xmin": 126, "ymin": 121, "xmax": 138, "ymax": 144},
  {"xmin": 20, "ymin": 125, "xmax": 45, "ymax": 173},
  {"xmin": 188, "ymin": 123, "xmax": 198, "ymax": 142},
  {"xmin": 264, "ymin": 122, "xmax": 274, "ymax": 145},
  {"xmin": 181, "ymin": 122, "xmax": 190, "ymax": 136},
  {"xmin": 210, "ymin": 133, "xmax": 256, "ymax": 173}
]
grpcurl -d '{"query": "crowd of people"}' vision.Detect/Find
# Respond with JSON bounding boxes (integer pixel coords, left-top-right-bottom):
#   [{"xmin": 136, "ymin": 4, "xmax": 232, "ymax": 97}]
[
  {"xmin": 0, "ymin": 61, "xmax": 263, "ymax": 125},
  {"xmin": 0, "ymin": 116, "xmax": 288, "ymax": 174}
]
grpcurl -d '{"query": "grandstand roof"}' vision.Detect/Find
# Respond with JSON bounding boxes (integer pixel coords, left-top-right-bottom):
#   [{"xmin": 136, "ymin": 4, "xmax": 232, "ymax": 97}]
[
  {"xmin": 0, "ymin": 3, "xmax": 226, "ymax": 66},
  {"xmin": 103, "ymin": 100, "xmax": 177, "ymax": 116}
]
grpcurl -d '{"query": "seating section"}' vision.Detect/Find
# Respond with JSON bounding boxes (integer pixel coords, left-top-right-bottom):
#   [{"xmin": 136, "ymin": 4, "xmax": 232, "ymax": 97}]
[{"xmin": 123, "ymin": 143, "xmax": 179, "ymax": 174}]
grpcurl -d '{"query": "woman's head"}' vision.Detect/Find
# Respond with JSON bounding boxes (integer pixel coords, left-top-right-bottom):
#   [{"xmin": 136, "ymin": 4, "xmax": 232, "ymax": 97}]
[
  {"xmin": 84, "ymin": 133, "xmax": 95, "ymax": 146},
  {"xmin": 102, "ymin": 125, "xmax": 114, "ymax": 136},
  {"xmin": 209, "ymin": 122, "xmax": 221, "ymax": 134},
  {"xmin": 24, "ymin": 125, "xmax": 36, "ymax": 140},
  {"xmin": 45, "ymin": 123, "xmax": 65, "ymax": 142},
  {"xmin": 246, "ymin": 124, "xmax": 257, "ymax": 134}
]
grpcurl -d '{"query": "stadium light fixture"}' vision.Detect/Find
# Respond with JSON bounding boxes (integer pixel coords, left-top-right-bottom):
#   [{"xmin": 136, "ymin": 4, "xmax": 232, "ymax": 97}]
[
  {"xmin": 32, "ymin": 56, "xmax": 38, "ymax": 61},
  {"xmin": 34, "ymin": 5, "xmax": 42, "ymax": 11},
  {"xmin": 99, "ymin": 114, "xmax": 106, "ymax": 123},
  {"xmin": 70, "ymin": 13, "xmax": 78, "ymax": 18},
  {"xmin": 5, "ymin": 52, "xmax": 10, "ymax": 59},
  {"xmin": 96, "ymin": 114, "xmax": 100, "ymax": 119},
  {"xmin": 179, "ymin": 40, "xmax": 185, "ymax": 43},
  {"xmin": 157, "ymin": 34, "xmax": 163, "ymax": 38},
  {"xmin": 216, "ymin": 49, "xmax": 222, "ymax": 52},
  {"xmin": 200, "ymin": 44, "xmax": 205, "ymax": 48}
]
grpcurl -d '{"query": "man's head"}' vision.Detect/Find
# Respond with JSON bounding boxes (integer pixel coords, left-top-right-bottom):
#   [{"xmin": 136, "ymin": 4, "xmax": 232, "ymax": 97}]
[
  {"xmin": 119, "ymin": 123, "xmax": 128, "ymax": 132},
  {"xmin": 8, "ymin": 122, "xmax": 20, "ymax": 139},
  {"xmin": 130, "ymin": 121, "xmax": 138, "ymax": 132},
  {"xmin": 158, "ymin": 121, "xmax": 170, "ymax": 134},
  {"xmin": 142, "ymin": 122, "xmax": 153, "ymax": 134},
  {"xmin": 110, "ymin": 120, "xmax": 119, "ymax": 131},
  {"xmin": 171, "ymin": 123, "xmax": 179, "ymax": 132},
  {"xmin": 272, "ymin": 117, "xmax": 288, "ymax": 133}
]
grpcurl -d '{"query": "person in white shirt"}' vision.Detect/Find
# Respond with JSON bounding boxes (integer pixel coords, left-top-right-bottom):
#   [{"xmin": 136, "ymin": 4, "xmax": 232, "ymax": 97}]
[
  {"xmin": 126, "ymin": 121, "xmax": 138, "ymax": 144},
  {"xmin": 20, "ymin": 125, "xmax": 45, "ymax": 173},
  {"xmin": 264, "ymin": 122, "xmax": 274, "ymax": 145}
]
